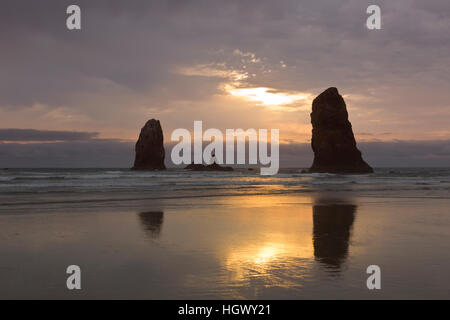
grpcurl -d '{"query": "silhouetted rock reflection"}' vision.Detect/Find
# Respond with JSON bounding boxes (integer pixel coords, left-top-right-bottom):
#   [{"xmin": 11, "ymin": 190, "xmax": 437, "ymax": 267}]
[
  {"xmin": 138, "ymin": 211, "xmax": 164, "ymax": 239},
  {"xmin": 312, "ymin": 201, "xmax": 357, "ymax": 270}
]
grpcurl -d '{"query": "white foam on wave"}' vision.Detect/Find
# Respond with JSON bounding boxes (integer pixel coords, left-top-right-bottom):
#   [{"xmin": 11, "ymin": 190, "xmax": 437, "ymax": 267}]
[{"xmin": 296, "ymin": 172, "xmax": 337, "ymax": 177}]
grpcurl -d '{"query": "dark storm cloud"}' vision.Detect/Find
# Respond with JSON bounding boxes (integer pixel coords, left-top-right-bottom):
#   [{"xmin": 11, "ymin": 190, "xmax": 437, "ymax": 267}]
[
  {"xmin": 1, "ymin": 139, "xmax": 449, "ymax": 168},
  {"xmin": 1, "ymin": 0, "xmax": 450, "ymax": 167},
  {"xmin": 2, "ymin": 0, "xmax": 449, "ymax": 107},
  {"xmin": 0, "ymin": 0, "xmax": 262, "ymax": 107},
  {"xmin": 359, "ymin": 140, "xmax": 450, "ymax": 167},
  {"xmin": 279, "ymin": 140, "xmax": 450, "ymax": 167},
  {"xmin": 0, "ymin": 129, "xmax": 98, "ymax": 141},
  {"xmin": 0, "ymin": 140, "xmax": 134, "ymax": 168}
]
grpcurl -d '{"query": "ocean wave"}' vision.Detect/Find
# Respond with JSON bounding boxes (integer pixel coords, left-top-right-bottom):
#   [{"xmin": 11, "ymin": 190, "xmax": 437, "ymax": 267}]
[
  {"xmin": 12, "ymin": 176, "xmax": 69, "ymax": 181},
  {"xmin": 294, "ymin": 172, "xmax": 338, "ymax": 177},
  {"xmin": 1, "ymin": 180, "xmax": 450, "ymax": 191},
  {"xmin": 1, "ymin": 169, "xmax": 450, "ymax": 196}
]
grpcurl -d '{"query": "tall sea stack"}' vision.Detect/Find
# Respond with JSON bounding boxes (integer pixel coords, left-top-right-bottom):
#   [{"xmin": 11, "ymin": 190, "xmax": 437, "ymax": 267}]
[
  {"xmin": 308, "ymin": 87, "xmax": 373, "ymax": 174},
  {"xmin": 132, "ymin": 119, "xmax": 166, "ymax": 170}
]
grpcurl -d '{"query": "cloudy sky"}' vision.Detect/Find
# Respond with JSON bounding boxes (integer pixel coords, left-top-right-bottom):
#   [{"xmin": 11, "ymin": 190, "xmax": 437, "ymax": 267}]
[{"xmin": 1, "ymin": 0, "xmax": 450, "ymax": 167}]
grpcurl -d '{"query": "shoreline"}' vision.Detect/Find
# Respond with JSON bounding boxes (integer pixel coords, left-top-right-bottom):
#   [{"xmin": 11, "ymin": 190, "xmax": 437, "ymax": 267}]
[
  {"xmin": 1, "ymin": 189, "xmax": 449, "ymax": 216},
  {"xmin": 1, "ymin": 192, "xmax": 449, "ymax": 299}
]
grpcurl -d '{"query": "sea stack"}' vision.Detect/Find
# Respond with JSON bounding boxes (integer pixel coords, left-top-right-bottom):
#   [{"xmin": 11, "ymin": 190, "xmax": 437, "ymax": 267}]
[
  {"xmin": 308, "ymin": 87, "xmax": 373, "ymax": 174},
  {"xmin": 132, "ymin": 119, "xmax": 166, "ymax": 170},
  {"xmin": 185, "ymin": 162, "xmax": 233, "ymax": 172}
]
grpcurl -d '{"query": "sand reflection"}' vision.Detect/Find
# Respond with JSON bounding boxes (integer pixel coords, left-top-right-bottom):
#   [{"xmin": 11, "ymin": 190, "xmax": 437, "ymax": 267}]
[
  {"xmin": 138, "ymin": 211, "xmax": 164, "ymax": 239},
  {"xmin": 312, "ymin": 200, "xmax": 357, "ymax": 270},
  {"xmin": 134, "ymin": 195, "xmax": 358, "ymax": 294},
  {"xmin": 221, "ymin": 197, "xmax": 315, "ymax": 285},
  {"xmin": 221, "ymin": 196, "xmax": 357, "ymax": 285}
]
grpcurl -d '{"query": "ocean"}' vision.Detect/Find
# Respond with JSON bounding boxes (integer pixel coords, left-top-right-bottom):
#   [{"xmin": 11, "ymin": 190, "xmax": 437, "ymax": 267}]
[
  {"xmin": 0, "ymin": 168, "xmax": 449, "ymax": 299},
  {"xmin": 1, "ymin": 167, "xmax": 450, "ymax": 207}
]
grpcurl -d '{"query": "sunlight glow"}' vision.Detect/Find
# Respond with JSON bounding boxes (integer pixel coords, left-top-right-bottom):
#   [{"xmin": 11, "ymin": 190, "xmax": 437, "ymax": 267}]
[
  {"xmin": 225, "ymin": 85, "xmax": 310, "ymax": 106},
  {"xmin": 224, "ymin": 240, "xmax": 314, "ymax": 283},
  {"xmin": 253, "ymin": 245, "xmax": 279, "ymax": 264}
]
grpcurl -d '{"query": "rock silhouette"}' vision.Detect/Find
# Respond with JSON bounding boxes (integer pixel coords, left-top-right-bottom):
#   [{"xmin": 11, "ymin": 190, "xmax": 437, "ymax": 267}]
[
  {"xmin": 313, "ymin": 202, "xmax": 357, "ymax": 269},
  {"xmin": 132, "ymin": 119, "xmax": 166, "ymax": 170},
  {"xmin": 308, "ymin": 87, "xmax": 373, "ymax": 173},
  {"xmin": 185, "ymin": 162, "xmax": 233, "ymax": 172},
  {"xmin": 138, "ymin": 211, "xmax": 164, "ymax": 239}
]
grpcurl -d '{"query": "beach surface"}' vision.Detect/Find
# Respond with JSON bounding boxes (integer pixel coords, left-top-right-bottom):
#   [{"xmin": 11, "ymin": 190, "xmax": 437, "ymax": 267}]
[{"xmin": 0, "ymin": 168, "xmax": 449, "ymax": 299}]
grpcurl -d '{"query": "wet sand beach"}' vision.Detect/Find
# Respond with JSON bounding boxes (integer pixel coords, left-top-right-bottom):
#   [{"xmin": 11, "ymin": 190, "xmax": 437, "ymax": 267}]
[{"xmin": 1, "ymin": 183, "xmax": 449, "ymax": 299}]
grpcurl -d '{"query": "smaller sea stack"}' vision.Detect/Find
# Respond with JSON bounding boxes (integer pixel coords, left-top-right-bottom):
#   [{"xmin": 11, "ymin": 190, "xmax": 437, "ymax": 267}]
[
  {"xmin": 132, "ymin": 119, "xmax": 166, "ymax": 170},
  {"xmin": 308, "ymin": 87, "xmax": 373, "ymax": 174},
  {"xmin": 185, "ymin": 162, "xmax": 233, "ymax": 172}
]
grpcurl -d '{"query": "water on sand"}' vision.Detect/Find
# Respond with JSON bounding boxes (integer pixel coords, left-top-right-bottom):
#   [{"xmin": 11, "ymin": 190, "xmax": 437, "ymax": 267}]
[{"xmin": 0, "ymin": 168, "xmax": 449, "ymax": 299}]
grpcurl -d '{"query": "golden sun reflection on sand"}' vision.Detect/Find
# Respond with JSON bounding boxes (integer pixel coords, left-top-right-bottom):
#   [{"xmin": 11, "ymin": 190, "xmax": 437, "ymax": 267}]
[
  {"xmin": 159, "ymin": 195, "xmax": 357, "ymax": 295},
  {"xmin": 215, "ymin": 196, "xmax": 316, "ymax": 284},
  {"xmin": 224, "ymin": 238, "xmax": 315, "ymax": 283}
]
